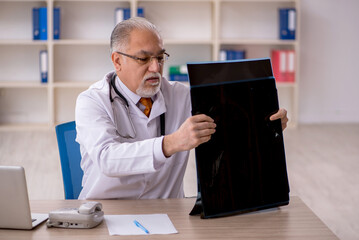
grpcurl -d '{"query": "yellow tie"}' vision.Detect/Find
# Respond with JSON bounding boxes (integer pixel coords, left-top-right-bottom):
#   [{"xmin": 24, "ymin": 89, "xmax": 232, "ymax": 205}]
[{"xmin": 139, "ymin": 97, "xmax": 152, "ymax": 117}]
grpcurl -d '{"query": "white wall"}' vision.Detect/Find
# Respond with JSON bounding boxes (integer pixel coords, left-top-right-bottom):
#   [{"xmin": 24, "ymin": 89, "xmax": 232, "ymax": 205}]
[{"xmin": 299, "ymin": 0, "xmax": 359, "ymax": 123}]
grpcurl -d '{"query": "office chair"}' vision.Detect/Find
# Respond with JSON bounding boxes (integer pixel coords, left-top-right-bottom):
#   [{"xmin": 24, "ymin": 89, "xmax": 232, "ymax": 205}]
[{"xmin": 55, "ymin": 121, "xmax": 83, "ymax": 199}]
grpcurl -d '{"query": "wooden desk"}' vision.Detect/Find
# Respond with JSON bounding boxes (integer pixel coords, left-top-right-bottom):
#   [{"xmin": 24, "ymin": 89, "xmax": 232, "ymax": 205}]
[{"xmin": 0, "ymin": 196, "xmax": 338, "ymax": 240}]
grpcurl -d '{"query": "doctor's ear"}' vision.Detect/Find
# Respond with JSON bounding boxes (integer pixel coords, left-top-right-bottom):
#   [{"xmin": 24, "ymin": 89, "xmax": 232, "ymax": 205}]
[{"xmin": 111, "ymin": 52, "xmax": 122, "ymax": 71}]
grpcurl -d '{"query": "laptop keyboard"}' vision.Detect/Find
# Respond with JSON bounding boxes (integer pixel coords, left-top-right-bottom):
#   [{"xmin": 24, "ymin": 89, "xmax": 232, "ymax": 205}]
[{"xmin": 32, "ymin": 218, "xmax": 36, "ymax": 222}]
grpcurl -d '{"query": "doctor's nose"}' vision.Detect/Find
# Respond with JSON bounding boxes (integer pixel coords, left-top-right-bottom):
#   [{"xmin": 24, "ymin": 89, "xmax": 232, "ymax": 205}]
[{"xmin": 148, "ymin": 58, "xmax": 161, "ymax": 72}]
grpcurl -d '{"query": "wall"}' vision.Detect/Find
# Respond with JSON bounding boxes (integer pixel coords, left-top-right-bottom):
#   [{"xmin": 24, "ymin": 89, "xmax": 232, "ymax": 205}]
[{"xmin": 299, "ymin": 0, "xmax": 359, "ymax": 123}]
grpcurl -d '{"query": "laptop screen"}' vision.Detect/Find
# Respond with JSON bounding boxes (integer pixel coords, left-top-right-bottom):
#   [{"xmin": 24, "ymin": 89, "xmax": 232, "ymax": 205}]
[{"xmin": 0, "ymin": 166, "xmax": 48, "ymax": 229}]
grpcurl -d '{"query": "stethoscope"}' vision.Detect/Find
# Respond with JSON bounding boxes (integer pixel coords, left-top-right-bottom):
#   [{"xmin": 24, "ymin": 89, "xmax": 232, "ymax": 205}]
[{"xmin": 109, "ymin": 73, "xmax": 165, "ymax": 139}]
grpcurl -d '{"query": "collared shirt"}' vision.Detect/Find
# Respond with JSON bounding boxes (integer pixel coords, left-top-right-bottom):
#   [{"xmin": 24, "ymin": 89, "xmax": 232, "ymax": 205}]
[
  {"xmin": 117, "ymin": 77, "xmax": 153, "ymax": 115},
  {"xmin": 75, "ymin": 71, "xmax": 191, "ymax": 199}
]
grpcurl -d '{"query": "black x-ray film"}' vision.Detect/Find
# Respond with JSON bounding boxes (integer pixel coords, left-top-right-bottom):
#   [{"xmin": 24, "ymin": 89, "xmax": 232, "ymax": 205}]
[{"xmin": 187, "ymin": 58, "xmax": 290, "ymax": 219}]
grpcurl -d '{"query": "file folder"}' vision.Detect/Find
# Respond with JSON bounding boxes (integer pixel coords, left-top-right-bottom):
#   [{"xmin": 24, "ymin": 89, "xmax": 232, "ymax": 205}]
[
  {"xmin": 279, "ymin": 8, "xmax": 296, "ymax": 40},
  {"xmin": 271, "ymin": 50, "xmax": 295, "ymax": 82},
  {"xmin": 53, "ymin": 7, "xmax": 60, "ymax": 40},
  {"xmin": 137, "ymin": 7, "xmax": 144, "ymax": 17},
  {"xmin": 115, "ymin": 8, "xmax": 124, "ymax": 24},
  {"xmin": 124, "ymin": 8, "xmax": 131, "ymax": 20},
  {"xmin": 32, "ymin": 8, "xmax": 40, "ymax": 40},
  {"xmin": 39, "ymin": 7, "xmax": 47, "ymax": 40},
  {"xmin": 115, "ymin": 7, "xmax": 144, "ymax": 24},
  {"xmin": 40, "ymin": 50, "xmax": 48, "ymax": 83},
  {"xmin": 219, "ymin": 50, "xmax": 246, "ymax": 61}
]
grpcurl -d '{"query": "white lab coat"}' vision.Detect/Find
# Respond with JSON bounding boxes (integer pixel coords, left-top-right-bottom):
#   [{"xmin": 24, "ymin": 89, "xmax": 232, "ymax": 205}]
[{"xmin": 75, "ymin": 71, "xmax": 191, "ymax": 199}]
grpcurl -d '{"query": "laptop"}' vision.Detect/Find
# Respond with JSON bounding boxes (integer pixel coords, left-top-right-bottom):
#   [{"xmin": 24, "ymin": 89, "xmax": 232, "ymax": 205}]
[{"xmin": 0, "ymin": 166, "xmax": 48, "ymax": 229}]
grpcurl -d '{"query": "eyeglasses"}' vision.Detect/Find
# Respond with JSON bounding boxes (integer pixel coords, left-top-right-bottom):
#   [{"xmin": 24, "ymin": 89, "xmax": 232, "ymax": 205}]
[{"xmin": 116, "ymin": 51, "xmax": 170, "ymax": 65}]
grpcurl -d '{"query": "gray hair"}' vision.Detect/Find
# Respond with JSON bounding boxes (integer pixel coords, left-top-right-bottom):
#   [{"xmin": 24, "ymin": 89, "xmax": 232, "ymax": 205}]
[{"xmin": 110, "ymin": 17, "xmax": 161, "ymax": 53}]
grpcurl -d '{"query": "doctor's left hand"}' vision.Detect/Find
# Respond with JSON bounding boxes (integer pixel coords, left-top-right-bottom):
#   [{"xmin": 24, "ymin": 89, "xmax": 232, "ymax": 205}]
[{"xmin": 269, "ymin": 108, "xmax": 288, "ymax": 130}]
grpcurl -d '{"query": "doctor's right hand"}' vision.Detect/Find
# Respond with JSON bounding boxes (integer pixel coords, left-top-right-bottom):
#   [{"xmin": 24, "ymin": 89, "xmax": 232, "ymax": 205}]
[{"xmin": 162, "ymin": 114, "xmax": 216, "ymax": 157}]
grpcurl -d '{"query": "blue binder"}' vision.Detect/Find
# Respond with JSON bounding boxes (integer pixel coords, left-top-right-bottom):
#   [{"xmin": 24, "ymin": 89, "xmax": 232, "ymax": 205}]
[
  {"xmin": 115, "ymin": 7, "xmax": 144, "ymax": 24},
  {"xmin": 137, "ymin": 7, "xmax": 144, "ymax": 17},
  {"xmin": 115, "ymin": 8, "xmax": 124, "ymax": 24},
  {"xmin": 39, "ymin": 7, "xmax": 47, "ymax": 40},
  {"xmin": 235, "ymin": 50, "xmax": 246, "ymax": 60},
  {"xmin": 53, "ymin": 7, "xmax": 60, "ymax": 40},
  {"xmin": 123, "ymin": 8, "xmax": 131, "ymax": 20},
  {"xmin": 279, "ymin": 8, "xmax": 296, "ymax": 40},
  {"xmin": 220, "ymin": 50, "xmax": 246, "ymax": 60},
  {"xmin": 169, "ymin": 74, "xmax": 189, "ymax": 82},
  {"xmin": 32, "ymin": 8, "xmax": 40, "ymax": 40},
  {"xmin": 39, "ymin": 50, "xmax": 48, "ymax": 83}
]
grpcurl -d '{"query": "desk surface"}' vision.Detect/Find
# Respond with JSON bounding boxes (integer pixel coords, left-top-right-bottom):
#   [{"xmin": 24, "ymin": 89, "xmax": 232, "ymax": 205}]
[{"xmin": 0, "ymin": 196, "xmax": 338, "ymax": 240}]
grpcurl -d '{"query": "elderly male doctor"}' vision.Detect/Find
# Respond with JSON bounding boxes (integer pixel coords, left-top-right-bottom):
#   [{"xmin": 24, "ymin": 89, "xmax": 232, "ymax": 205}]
[{"xmin": 75, "ymin": 17, "xmax": 288, "ymax": 200}]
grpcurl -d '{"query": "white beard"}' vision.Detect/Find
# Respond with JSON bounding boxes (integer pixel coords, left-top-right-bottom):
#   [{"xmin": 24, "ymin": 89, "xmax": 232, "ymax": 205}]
[{"xmin": 136, "ymin": 72, "xmax": 162, "ymax": 98}]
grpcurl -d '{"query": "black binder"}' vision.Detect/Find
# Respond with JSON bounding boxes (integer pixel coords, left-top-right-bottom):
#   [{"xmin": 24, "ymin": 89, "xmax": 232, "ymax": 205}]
[{"xmin": 187, "ymin": 58, "xmax": 290, "ymax": 219}]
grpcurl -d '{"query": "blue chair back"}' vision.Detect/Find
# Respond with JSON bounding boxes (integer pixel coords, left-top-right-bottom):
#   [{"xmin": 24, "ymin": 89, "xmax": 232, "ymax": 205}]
[{"xmin": 55, "ymin": 121, "xmax": 83, "ymax": 199}]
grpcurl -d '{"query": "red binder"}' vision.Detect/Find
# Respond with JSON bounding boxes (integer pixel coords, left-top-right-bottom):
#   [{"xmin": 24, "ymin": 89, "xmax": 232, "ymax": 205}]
[
  {"xmin": 286, "ymin": 50, "xmax": 295, "ymax": 83},
  {"xmin": 271, "ymin": 50, "xmax": 295, "ymax": 83}
]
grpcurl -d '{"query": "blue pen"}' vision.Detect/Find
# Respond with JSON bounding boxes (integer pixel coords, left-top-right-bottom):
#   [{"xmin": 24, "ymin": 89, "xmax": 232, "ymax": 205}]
[{"xmin": 134, "ymin": 220, "xmax": 150, "ymax": 234}]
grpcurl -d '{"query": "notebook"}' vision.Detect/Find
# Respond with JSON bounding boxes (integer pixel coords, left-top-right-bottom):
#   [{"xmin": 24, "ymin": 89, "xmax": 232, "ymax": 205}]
[
  {"xmin": 187, "ymin": 58, "xmax": 290, "ymax": 218},
  {"xmin": 0, "ymin": 166, "xmax": 48, "ymax": 229}
]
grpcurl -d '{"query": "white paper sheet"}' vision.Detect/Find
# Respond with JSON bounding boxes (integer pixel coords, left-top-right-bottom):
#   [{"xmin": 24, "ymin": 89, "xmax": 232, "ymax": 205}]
[{"xmin": 104, "ymin": 214, "xmax": 178, "ymax": 235}]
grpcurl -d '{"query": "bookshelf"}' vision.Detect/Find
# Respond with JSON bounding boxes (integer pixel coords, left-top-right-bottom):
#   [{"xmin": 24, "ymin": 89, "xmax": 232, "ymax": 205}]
[{"xmin": 0, "ymin": 0, "xmax": 300, "ymax": 129}]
